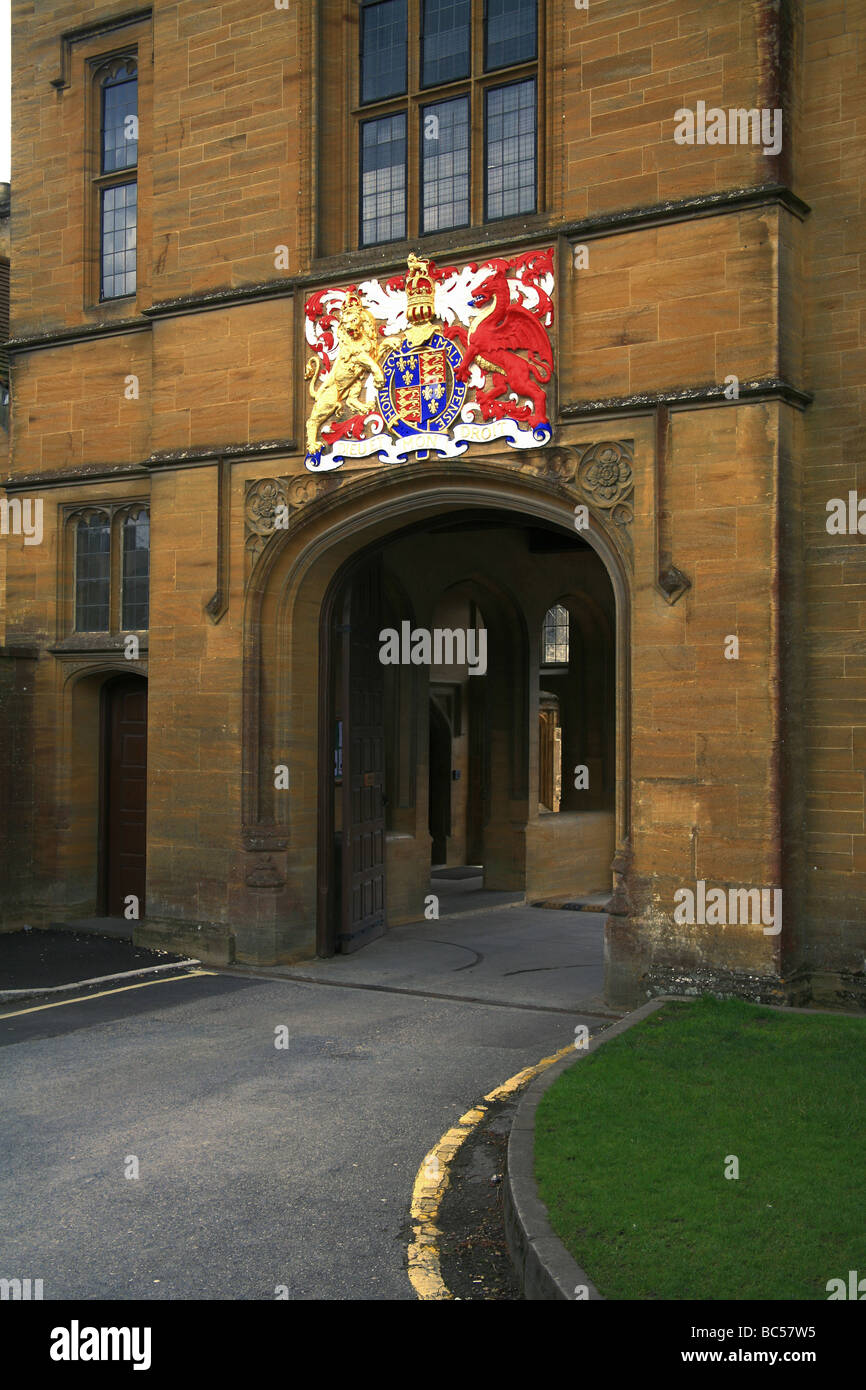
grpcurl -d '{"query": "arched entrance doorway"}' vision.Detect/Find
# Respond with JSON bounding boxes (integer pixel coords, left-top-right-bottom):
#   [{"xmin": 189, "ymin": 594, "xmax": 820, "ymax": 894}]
[{"xmin": 313, "ymin": 507, "xmax": 618, "ymax": 956}]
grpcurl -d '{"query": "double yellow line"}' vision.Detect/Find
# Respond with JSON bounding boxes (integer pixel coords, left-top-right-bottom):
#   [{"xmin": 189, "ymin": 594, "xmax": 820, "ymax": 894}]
[{"xmin": 0, "ymin": 969, "xmax": 216, "ymax": 1020}]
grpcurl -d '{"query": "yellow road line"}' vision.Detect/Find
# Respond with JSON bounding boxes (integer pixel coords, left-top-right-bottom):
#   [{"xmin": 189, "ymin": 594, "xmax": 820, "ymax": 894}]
[
  {"xmin": 407, "ymin": 1041, "xmax": 575, "ymax": 1300},
  {"xmin": 0, "ymin": 969, "xmax": 217, "ymax": 1020}
]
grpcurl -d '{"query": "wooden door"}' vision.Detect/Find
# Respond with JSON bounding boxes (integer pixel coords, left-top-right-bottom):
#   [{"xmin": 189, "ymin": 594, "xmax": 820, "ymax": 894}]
[
  {"xmin": 339, "ymin": 559, "xmax": 386, "ymax": 952},
  {"xmin": 429, "ymin": 699, "xmax": 451, "ymax": 865},
  {"xmin": 466, "ymin": 675, "xmax": 487, "ymax": 865},
  {"xmin": 104, "ymin": 677, "xmax": 147, "ymax": 917}
]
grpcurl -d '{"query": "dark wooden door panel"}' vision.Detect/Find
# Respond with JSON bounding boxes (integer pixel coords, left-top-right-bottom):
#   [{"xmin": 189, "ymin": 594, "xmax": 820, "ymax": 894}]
[
  {"xmin": 105, "ymin": 678, "xmax": 147, "ymax": 917},
  {"xmin": 340, "ymin": 559, "xmax": 386, "ymax": 953},
  {"xmin": 467, "ymin": 676, "xmax": 486, "ymax": 865},
  {"xmin": 429, "ymin": 700, "xmax": 451, "ymax": 865}
]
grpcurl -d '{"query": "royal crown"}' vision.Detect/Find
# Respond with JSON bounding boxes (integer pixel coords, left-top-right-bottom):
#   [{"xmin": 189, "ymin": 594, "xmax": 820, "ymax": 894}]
[{"xmin": 405, "ymin": 253, "xmax": 436, "ymax": 324}]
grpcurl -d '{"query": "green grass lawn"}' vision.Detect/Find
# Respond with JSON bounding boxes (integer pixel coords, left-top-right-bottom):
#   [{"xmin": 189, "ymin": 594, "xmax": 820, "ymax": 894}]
[{"xmin": 534, "ymin": 997, "xmax": 866, "ymax": 1300}]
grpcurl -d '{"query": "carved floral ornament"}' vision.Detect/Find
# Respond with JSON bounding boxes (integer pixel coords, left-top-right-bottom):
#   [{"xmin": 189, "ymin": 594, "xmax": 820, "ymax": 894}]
[
  {"xmin": 243, "ymin": 439, "xmax": 636, "ymax": 582},
  {"xmin": 243, "ymin": 473, "xmax": 349, "ymax": 574},
  {"xmin": 244, "ymin": 478, "xmax": 285, "ymax": 574},
  {"xmin": 577, "ymin": 441, "xmax": 635, "ymax": 528},
  {"xmin": 245, "ymin": 478, "xmax": 289, "ymax": 537},
  {"xmin": 528, "ymin": 441, "xmax": 635, "ymax": 526}
]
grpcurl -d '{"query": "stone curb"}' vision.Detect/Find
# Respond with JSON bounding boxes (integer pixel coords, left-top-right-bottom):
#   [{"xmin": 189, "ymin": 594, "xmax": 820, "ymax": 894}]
[
  {"xmin": 0, "ymin": 960, "xmax": 200, "ymax": 1006},
  {"xmin": 504, "ymin": 996, "xmax": 668, "ymax": 1300}
]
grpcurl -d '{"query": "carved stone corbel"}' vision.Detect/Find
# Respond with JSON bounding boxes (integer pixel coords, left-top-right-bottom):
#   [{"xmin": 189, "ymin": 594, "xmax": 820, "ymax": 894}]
[
  {"xmin": 245, "ymin": 854, "xmax": 285, "ymax": 889},
  {"xmin": 654, "ymin": 406, "xmax": 691, "ymax": 604}
]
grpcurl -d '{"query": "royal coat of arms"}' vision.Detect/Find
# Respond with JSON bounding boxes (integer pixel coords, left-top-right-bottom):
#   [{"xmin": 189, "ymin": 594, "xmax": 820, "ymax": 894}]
[{"xmin": 303, "ymin": 248, "xmax": 555, "ymax": 470}]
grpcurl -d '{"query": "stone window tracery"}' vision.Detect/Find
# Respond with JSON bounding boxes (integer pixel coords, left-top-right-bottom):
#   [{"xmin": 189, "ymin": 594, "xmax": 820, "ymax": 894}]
[{"xmin": 67, "ymin": 503, "xmax": 150, "ymax": 635}]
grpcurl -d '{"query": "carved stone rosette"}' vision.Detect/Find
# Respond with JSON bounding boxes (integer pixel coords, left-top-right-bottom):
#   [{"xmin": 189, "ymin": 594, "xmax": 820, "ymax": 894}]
[
  {"xmin": 244, "ymin": 473, "xmax": 354, "ymax": 583},
  {"xmin": 571, "ymin": 440, "xmax": 636, "ymax": 566},
  {"xmin": 577, "ymin": 440, "xmax": 634, "ymax": 518},
  {"xmin": 245, "ymin": 477, "xmax": 290, "ymax": 574}
]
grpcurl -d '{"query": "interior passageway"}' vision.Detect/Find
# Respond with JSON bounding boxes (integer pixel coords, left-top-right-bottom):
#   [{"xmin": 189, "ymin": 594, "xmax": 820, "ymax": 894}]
[{"xmin": 319, "ymin": 508, "xmax": 617, "ymax": 957}]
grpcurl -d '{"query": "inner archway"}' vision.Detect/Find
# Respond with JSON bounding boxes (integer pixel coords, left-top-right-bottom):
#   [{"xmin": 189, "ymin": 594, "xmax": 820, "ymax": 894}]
[{"xmin": 314, "ymin": 505, "xmax": 618, "ymax": 955}]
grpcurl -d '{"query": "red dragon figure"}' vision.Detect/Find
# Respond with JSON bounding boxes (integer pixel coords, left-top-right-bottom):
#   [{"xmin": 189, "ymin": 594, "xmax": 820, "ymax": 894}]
[{"xmin": 445, "ymin": 263, "xmax": 553, "ymax": 428}]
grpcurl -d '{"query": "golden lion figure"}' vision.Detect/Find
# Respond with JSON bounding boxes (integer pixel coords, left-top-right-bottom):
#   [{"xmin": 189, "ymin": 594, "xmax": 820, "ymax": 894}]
[{"xmin": 305, "ymin": 294, "xmax": 384, "ymax": 457}]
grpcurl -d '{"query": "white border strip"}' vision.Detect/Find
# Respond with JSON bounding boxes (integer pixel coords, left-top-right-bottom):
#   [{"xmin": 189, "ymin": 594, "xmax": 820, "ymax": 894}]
[{"xmin": 0, "ymin": 959, "xmax": 200, "ymax": 1004}]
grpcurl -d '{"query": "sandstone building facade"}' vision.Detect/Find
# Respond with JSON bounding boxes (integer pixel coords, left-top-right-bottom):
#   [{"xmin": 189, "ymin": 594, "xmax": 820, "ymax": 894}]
[{"xmin": 0, "ymin": 0, "xmax": 863, "ymax": 1009}]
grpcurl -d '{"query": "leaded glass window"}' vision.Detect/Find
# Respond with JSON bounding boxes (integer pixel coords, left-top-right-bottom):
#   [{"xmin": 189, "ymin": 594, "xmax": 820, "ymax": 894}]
[
  {"xmin": 70, "ymin": 506, "xmax": 150, "ymax": 636},
  {"xmin": 542, "ymin": 604, "xmax": 569, "ymax": 667},
  {"xmin": 101, "ymin": 60, "xmax": 138, "ymax": 172},
  {"xmin": 75, "ymin": 514, "xmax": 111, "ymax": 632},
  {"xmin": 361, "ymin": 0, "xmax": 408, "ymax": 105},
  {"xmin": 485, "ymin": 78, "xmax": 536, "ymax": 220},
  {"xmin": 122, "ymin": 510, "xmax": 150, "ymax": 631},
  {"xmin": 96, "ymin": 57, "xmax": 138, "ymax": 301},
  {"xmin": 355, "ymin": 0, "xmax": 538, "ymax": 245},
  {"xmin": 101, "ymin": 182, "xmax": 137, "ymax": 300},
  {"xmin": 485, "ymin": 0, "xmax": 537, "ymax": 71},
  {"xmin": 421, "ymin": 96, "xmax": 470, "ymax": 233},
  {"xmin": 422, "ymin": 0, "xmax": 471, "ymax": 87},
  {"xmin": 361, "ymin": 113, "xmax": 408, "ymax": 246}
]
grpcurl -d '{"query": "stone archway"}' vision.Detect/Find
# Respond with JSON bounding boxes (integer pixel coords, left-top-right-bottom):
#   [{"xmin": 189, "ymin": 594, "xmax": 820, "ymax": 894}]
[{"xmin": 241, "ymin": 459, "xmax": 631, "ymax": 976}]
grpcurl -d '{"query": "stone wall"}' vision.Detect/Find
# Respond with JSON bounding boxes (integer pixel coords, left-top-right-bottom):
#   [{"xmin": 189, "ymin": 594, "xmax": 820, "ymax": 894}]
[{"xmin": 2, "ymin": 0, "xmax": 864, "ymax": 1007}]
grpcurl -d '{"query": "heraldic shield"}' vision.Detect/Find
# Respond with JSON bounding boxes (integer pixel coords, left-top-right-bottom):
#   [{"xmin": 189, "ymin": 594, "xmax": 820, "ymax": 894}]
[{"xmin": 379, "ymin": 335, "xmax": 466, "ymax": 438}]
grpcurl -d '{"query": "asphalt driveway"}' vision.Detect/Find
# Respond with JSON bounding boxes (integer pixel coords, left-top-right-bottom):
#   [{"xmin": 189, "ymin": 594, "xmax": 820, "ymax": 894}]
[{"xmin": 0, "ymin": 908, "xmax": 608, "ymax": 1300}]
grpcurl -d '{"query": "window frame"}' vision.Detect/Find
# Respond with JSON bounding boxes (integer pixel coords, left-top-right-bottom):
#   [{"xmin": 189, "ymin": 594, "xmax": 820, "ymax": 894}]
[
  {"xmin": 63, "ymin": 501, "xmax": 151, "ymax": 637},
  {"xmin": 540, "ymin": 603, "xmax": 570, "ymax": 670},
  {"xmin": 74, "ymin": 510, "xmax": 113, "ymax": 634},
  {"xmin": 90, "ymin": 51, "xmax": 139, "ymax": 305},
  {"xmin": 418, "ymin": 91, "xmax": 471, "ymax": 237},
  {"xmin": 120, "ymin": 507, "xmax": 151, "ymax": 633},
  {"xmin": 353, "ymin": 0, "xmax": 543, "ymax": 249},
  {"xmin": 483, "ymin": 73, "xmax": 538, "ymax": 224},
  {"xmin": 419, "ymin": 0, "xmax": 472, "ymax": 90},
  {"xmin": 99, "ymin": 181, "xmax": 138, "ymax": 303},
  {"xmin": 359, "ymin": 0, "xmax": 409, "ymax": 106},
  {"xmin": 359, "ymin": 108, "xmax": 409, "ymax": 248},
  {"xmin": 483, "ymin": 0, "xmax": 539, "ymax": 73}
]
